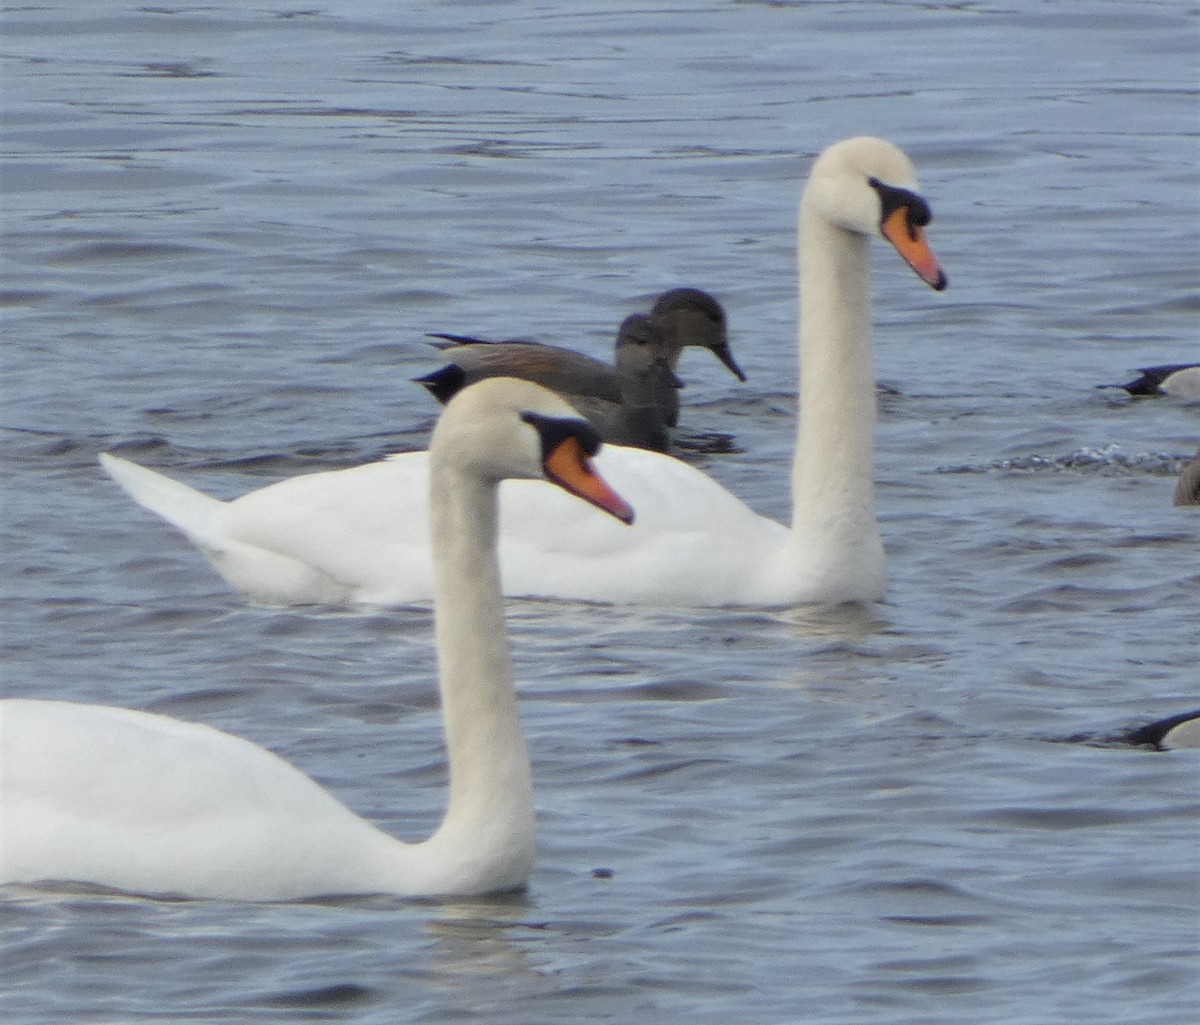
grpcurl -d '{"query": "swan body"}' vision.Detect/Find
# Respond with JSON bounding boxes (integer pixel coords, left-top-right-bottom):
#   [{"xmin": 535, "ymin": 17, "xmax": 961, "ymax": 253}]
[
  {"xmin": 416, "ymin": 287, "xmax": 742, "ymax": 431},
  {"xmin": 2, "ymin": 380, "xmax": 633, "ymax": 901},
  {"xmin": 101, "ymin": 137, "xmax": 946, "ymax": 609},
  {"xmin": 420, "ymin": 314, "xmax": 681, "ymax": 452},
  {"xmin": 100, "ymin": 444, "xmax": 783, "ymax": 606}
]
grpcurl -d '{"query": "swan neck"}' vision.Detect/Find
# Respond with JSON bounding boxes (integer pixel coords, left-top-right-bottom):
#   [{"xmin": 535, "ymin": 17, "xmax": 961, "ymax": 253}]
[
  {"xmin": 791, "ymin": 205, "xmax": 878, "ymax": 537},
  {"xmin": 426, "ymin": 460, "xmax": 534, "ymax": 865}
]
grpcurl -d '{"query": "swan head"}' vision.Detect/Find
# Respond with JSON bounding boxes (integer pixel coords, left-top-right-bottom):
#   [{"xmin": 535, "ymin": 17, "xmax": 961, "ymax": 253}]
[
  {"xmin": 804, "ymin": 136, "xmax": 947, "ymax": 290},
  {"xmin": 433, "ymin": 377, "xmax": 635, "ymax": 524}
]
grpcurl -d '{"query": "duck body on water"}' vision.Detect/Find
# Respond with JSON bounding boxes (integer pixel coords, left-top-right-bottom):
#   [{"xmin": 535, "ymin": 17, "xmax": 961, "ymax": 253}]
[
  {"xmin": 99, "ymin": 137, "xmax": 947, "ymax": 608},
  {"xmin": 416, "ymin": 287, "xmax": 742, "ymax": 437},
  {"xmin": 0, "ymin": 381, "xmax": 633, "ymax": 901},
  {"xmin": 420, "ymin": 313, "xmax": 683, "ymax": 452}
]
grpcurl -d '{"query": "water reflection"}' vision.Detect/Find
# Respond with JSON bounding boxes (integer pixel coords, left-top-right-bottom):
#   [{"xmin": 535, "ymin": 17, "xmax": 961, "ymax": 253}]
[{"xmin": 423, "ymin": 898, "xmax": 543, "ymax": 985}]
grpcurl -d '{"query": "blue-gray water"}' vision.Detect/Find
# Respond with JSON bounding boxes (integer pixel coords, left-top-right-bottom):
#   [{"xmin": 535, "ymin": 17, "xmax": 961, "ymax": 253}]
[{"xmin": 2, "ymin": 2, "xmax": 1198, "ymax": 1023}]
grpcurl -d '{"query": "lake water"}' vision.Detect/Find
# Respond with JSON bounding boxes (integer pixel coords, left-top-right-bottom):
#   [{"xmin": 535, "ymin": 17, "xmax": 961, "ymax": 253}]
[{"xmin": 2, "ymin": 2, "xmax": 1198, "ymax": 1022}]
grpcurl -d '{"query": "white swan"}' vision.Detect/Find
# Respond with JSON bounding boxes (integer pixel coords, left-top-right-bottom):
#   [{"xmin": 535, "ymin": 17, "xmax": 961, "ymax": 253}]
[
  {"xmin": 0, "ymin": 379, "xmax": 634, "ymax": 901},
  {"xmin": 100, "ymin": 136, "xmax": 946, "ymax": 608}
]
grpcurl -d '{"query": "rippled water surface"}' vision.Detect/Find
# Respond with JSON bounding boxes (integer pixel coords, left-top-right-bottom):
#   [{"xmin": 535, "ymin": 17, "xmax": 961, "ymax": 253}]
[{"xmin": 2, "ymin": 2, "xmax": 1198, "ymax": 1023}]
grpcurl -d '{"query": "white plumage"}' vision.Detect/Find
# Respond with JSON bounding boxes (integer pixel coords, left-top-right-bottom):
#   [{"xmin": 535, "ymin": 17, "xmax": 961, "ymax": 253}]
[
  {"xmin": 1, "ymin": 379, "xmax": 633, "ymax": 901},
  {"xmin": 101, "ymin": 137, "xmax": 946, "ymax": 608}
]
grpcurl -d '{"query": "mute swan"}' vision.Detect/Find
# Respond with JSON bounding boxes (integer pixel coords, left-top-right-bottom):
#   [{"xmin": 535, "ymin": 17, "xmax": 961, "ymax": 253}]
[
  {"xmin": 0, "ymin": 379, "xmax": 634, "ymax": 901},
  {"xmin": 100, "ymin": 136, "xmax": 946, "ymax": 608},
  {"xmin": 419, "ymin": 314, "xmax": 682, "ymax": 452},
  {"xmin": 1105, "ymin": 364, "xmax": 1200, "ymax": 398},
  {"xmin": 416, "ymin": 286, "xmax": 743, "ymax": 432}
]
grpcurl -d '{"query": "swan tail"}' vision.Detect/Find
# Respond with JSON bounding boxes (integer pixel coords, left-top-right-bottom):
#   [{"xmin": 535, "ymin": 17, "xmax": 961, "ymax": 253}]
[{"xmin": 99, "ymin": 453, "xmax": 226, "ymax": 548}]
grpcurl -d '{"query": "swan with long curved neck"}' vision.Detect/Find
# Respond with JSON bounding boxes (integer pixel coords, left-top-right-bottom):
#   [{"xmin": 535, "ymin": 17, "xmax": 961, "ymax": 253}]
[
  {"xmin": 99, "ymin": 137, "xmax": 946, "ymax": 608},
  {"xmin": 0, "ymin": 380, "xmax": 634, "ymax": 901}
]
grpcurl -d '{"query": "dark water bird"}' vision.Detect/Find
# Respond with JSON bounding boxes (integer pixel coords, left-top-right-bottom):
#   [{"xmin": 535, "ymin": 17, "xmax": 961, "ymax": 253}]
[
  {"xmin": 415, "ymin": 287, "xmax": 744, "ymax": 438},
  {"xmin": 647, "ymin": 287, "xmax": 743, "ymax": 426},
  {"xmin": 419, "ymin": 314, "xmax": 681, "ymax": 451},
  {"xmin": 1174, "ymin": 447, "xmax": 1200, "ymax": 506},
  {"xmin": 1125, "ymin": 709, "xmax": 1200, "ymax": 750},
  {"xmin": 1104, "ymin": 363, "xmax": 1200, "ymax": 397}
]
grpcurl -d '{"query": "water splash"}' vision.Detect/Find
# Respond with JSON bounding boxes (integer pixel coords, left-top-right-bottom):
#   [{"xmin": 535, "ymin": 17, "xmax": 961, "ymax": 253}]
[{"xmin": 939, "ymin": 444, "xmax": 1189, "ymax": 477}]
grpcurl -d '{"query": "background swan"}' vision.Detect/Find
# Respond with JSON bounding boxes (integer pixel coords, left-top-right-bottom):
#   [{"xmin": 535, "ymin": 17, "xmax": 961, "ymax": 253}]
[
  {"xmin": 100, "ymin": 136, "xmax": 946, "ymax": 608},
  {"xmin": 1, "ymin": 380, "xmax": 634, "ymax": 901},
  {"xmin": 416, "ymin": 286, "xmax": 743, "ymax": 432},
  {"xmin": 420, "ymin": 313, "xmax": 682, "ymax": 452}
]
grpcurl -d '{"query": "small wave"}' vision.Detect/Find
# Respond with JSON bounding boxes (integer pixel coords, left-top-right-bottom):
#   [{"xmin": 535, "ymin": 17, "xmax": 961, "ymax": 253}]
[{"xmin": 939, "ymin": 444, "xmax": 1190, "ymax": 477}]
